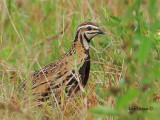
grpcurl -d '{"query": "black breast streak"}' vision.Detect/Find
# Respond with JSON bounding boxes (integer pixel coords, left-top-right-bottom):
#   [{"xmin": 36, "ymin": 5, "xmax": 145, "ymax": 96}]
[
  {"xmin": 65, "ymin": 53, "xmax": 90, "ymax": 95},
  {"xmin": 78, "ymin": 55, "xmax": 90, "ymax": 87},
  {"xmin": 65, "ymin": 33, "xmax": 90, "ymax": 94},
  {"xmin": 65, "ymin": 70, "xmax": 77, "ymax": 86},
  {"xmin": 63, "ymin": 59, "xmax": 90, "ymax": 96}
]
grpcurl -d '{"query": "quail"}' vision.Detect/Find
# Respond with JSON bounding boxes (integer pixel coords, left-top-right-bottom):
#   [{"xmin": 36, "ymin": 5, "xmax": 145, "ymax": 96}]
[{"xmin": 19, "ymin": 22, "xmax": 105, "ymax": 102}]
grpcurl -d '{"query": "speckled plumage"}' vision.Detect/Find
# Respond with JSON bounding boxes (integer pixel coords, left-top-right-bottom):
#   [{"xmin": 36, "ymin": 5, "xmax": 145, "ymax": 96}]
[{"xmin": 19, "ymin": 22, "xmax": 104, "ymax": 102}]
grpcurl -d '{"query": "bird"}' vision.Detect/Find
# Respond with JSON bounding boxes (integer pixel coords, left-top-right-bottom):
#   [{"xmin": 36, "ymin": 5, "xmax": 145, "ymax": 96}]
[{"xmin": 18, "ymin": 22, "xmax": 105, "ymax": 102}]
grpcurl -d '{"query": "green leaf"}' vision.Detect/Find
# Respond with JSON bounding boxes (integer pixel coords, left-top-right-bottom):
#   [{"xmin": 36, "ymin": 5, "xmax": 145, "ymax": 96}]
[
  {"xmin": 72, "ymin": 14, "xmax": 79, "ymax": 29},
  {"xmin": 105, "ymin": 6, "xmax": 110, "ymax": 15},
  {"xmin": 116, "ymin": 88, "xmax": 139, "ymax": 109},
  {"xmin": 104, "ymin": 21, "xmax": 120, "ymax": 27},
  {"xmin": 95, "ymin": 88, "xmax": 109, "ymax": 99},
  {"xmin": 44, "ymin": 1, "xmax": 51, "ymax": 14},
  {"xmin": 149, "ymin": 0, "xmax": 156, "ymax": 14},
  {"xmin": 109, "ymin": 15, "xmax": 122, "ymax": 23},
  {"xmin": 0, "ymin": 47, "xmax": 12, "ymax": 59},
  {"xmin": 135, "ymin": 36, "xmax": 152, "ymax": 64},
  {"xmin": 90, "ymin": 105, "xmax": 118, "ymax": 115},
  {"xmin": 147, "ymin": 68, "xmax": 160, "ymax": 79}
]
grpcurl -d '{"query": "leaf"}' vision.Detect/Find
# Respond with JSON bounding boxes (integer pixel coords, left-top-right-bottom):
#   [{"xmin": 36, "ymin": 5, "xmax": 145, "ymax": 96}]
[
  {"xmin": 116, "ymin": 89, "xmax": 139, "ymax": 109},
  {"xmin": 123, "ymin": 0, "xmax": 141, "ymax": 22},
  {"xmin": 135, "ymin": 36, "xmax": 152, "ymax": 64},
  {"xmin": 109, "ymin": 15, "xmax": 122, "ymax": 23},
  {"xmin": 72, "ymin": 14, "xmax": 79, "ymax": 29},
  {"xmin": 136, "ymin": 11, "xmax": 148, "ymax": 35},
  {"xmin": 104, "ymin": 21, "xmax": 120, "ymax": 27},
  {"xmin": 105, "ymin": 6, "xmax": 110, "ymax": 15},
  {"xmin": 98, "ymin": 37, "xmax": 109, "ymax": 48},
  {"xmin": 44, "ymin": 2, "xmax": 50, "ymax": 14},
  {"xmin": 89, "ymin": 105, "xmax": 118, "ymax": 115},
  {"xmin": 147, "ymin": 68, "xmax": 160, "ymax": 79},
  {"xmin": 95, "ymin": 88, "xmax": 109, "ymax": 99},
  {"xmin": 149, "ymin": 0, "xmax": 156, "ymax": 14},
  {"xmin": 0, "ymin": 47, "xmax": 12, "ymax": 59}
]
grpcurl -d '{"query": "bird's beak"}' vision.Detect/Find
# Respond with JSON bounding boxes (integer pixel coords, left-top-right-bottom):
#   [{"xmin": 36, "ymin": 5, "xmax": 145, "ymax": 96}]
[{"xmin": 98, "ymin": 28, "xmax": 105, "ymax": 34}]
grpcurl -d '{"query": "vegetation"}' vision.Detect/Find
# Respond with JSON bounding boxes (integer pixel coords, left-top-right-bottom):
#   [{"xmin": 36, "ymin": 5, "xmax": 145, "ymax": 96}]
[{"xmin": 0, "ymin": 0, "xmax": 160, "ymax": 119}]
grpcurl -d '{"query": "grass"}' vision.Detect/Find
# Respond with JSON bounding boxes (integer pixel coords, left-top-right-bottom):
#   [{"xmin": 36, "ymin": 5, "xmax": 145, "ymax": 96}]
[{"xmin": 0, "ymin": 0, "xmax": 160, "ymax": 119}]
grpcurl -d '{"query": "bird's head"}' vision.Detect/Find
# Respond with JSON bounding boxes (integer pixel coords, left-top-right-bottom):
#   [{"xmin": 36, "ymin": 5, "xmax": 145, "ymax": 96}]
[
  {"xmin": 76, "ymin": 22, "xmax": 105, "ymax": 41},
  {"xmin": 74, "ymin": 22, "xmax": 105, "ymax": 50}
]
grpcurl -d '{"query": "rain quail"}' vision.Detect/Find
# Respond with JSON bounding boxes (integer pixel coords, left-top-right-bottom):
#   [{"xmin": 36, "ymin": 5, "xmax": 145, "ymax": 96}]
[{"xmin": 19, "ymin": 22, "xmax": 105, "ymax": 102}]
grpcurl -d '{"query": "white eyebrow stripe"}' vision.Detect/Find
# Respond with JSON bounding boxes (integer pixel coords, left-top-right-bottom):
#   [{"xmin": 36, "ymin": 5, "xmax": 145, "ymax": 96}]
[{"xmin": 77, "ymin": 25, "xmax": 99, "ymax": 31}]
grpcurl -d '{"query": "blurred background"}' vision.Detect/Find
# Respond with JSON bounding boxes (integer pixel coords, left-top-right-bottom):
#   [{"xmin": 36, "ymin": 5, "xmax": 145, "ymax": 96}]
[{"xmin": 0, "ymin": 0, "xmax": 160, "ymax": 119}]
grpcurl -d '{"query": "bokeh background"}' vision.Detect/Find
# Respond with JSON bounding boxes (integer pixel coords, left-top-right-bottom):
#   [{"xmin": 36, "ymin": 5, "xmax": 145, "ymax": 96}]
[{"xmin": 0, "ymin": 0, "xmax": 160, "ymax": 119}]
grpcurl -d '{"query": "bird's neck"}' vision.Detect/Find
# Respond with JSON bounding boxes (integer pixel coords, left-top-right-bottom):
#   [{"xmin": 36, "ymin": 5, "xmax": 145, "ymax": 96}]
[
  {"xmin": 62, "ymin": 33, "xmax": 90, "ymax": 67},
  {"xmin": 73, "ymin": 30, "xmax": 90, "ymax": 50},
  {"xmin": 64, "ymin": 31, "xmax": 90, "ymax": 58}
]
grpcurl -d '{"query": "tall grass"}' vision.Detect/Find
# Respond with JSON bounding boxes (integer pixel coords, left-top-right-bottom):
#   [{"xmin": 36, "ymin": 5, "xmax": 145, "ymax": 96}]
[{"xmin": 0, "ymin": 0, "xmax": 160, "ymax": 119}]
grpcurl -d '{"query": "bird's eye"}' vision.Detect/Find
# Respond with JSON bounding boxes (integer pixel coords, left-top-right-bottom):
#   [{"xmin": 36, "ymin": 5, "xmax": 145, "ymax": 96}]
[{"xmin": 87, "ymin": 26, "xmax": 92, "ymax": 30}]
